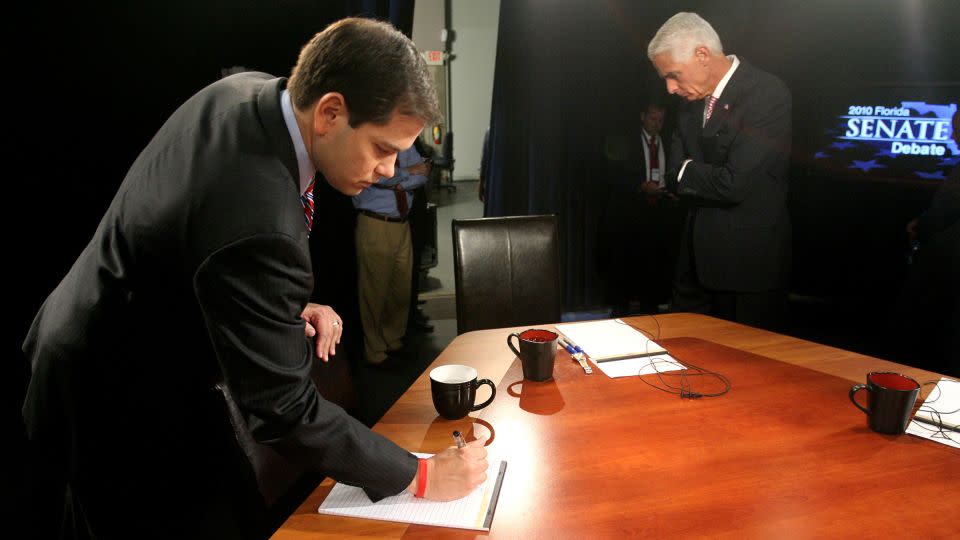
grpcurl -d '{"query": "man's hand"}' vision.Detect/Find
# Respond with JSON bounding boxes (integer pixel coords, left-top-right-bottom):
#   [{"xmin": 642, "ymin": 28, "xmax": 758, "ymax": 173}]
[
  {"xmin": 407, "ymin": 159, "xmax": 430, "ymax": 176},
  {"xmin": 409, "ymin": 436, "xmax": 489, "ymax": 501},
  {"xmin": 640, "ymin": 181, "xmax": 664, "ymax": 194},
  {"xmin": 300, "ymin": 303, "xmax": 343, "ymax": 362},
  {"xmin": 906, "ymin": 217, "xmax": 920, "ymax": 243}
]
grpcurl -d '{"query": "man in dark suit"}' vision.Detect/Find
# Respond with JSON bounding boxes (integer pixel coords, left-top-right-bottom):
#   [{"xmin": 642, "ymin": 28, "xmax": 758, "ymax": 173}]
[
  {"xmin": 648, "ymin": 12, "xmax": 792, "ymax": 329},
  {"xmin": 598, "ymin": 101, "xmax": 678, "ymax": 315},
  {"xmin": 22, "ymin": 18, "xmax": 487, "ymax": 539},
  {"xmin": 638, "ymin": 102, "xmax": 668, "ymax": 196},
  {"xmin": 897, "ymin": 109, "xmax": 959, "ymax": 375}
]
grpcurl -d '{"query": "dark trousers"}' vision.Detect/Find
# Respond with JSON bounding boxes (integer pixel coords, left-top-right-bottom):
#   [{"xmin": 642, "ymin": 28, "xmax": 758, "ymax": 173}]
[
  {"xmin": 408, "ymin": 186, "xmax": 427, "ymax": 317},
  {"xmin": 671, "ymin": 231, "xmax": 787, "ymax": 331}
]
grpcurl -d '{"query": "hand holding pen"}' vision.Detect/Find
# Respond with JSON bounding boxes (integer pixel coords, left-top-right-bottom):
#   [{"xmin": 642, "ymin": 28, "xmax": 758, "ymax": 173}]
[{"xmin": 410, "ymin": 431, "xmax": 488, "ymax": 501}]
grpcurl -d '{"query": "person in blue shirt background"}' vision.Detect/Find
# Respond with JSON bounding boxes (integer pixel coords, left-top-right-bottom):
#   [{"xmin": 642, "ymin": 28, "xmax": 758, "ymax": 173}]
[{"xmin": 353, "ymin": 145, "xmax": 430, "ymax": 367}]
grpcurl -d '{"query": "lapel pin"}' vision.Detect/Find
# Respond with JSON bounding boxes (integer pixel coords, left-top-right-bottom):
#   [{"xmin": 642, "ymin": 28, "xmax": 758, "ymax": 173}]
[{"xmin": 723, "ymin": 104, "xmax": 730, "ymax": 110}]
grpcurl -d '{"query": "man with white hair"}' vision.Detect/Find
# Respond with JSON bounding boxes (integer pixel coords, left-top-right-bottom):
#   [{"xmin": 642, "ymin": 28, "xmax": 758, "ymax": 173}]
[{"xmin": 648, "ymin": 12, "xmax": 792, "ymax": 329}]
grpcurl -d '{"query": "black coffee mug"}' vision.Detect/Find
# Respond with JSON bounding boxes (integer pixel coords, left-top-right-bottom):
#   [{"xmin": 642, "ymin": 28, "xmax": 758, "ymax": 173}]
[
  {"xmin": 849, "ymin": 371, "xmax": 920, "ymax": 435},
  {"xmin": 429, "ymin": 364, "xmax": 496, "ymax": 420},
  {"xmin": 507, "ymin": 329, "xmax": 559, "ymax": 382}
]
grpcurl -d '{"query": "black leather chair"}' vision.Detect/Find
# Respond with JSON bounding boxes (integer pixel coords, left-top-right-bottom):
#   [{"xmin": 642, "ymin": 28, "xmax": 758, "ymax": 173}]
[{"xmin": 452, "ymin": 215, "xmax": 562, "ymax": 334}]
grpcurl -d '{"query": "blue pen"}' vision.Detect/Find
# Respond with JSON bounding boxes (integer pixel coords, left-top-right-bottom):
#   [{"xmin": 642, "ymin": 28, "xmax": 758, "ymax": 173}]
[
  {"xmin": 559, "ymin": 337, "xmax": 586, "ymax": 359},
  {"xmin": 558, "ymin": 337, "xmax": 593, "ymax": 374}
]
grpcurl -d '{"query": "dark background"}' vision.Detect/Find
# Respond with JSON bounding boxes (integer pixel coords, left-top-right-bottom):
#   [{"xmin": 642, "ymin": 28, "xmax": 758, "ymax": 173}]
[
  {"xmin": 8, "ymin": 0, "xmax": 959, "ymax": 519},
  {"xmin": 482, "ymin": 0, "xmax": 959, "ymax": 360}
]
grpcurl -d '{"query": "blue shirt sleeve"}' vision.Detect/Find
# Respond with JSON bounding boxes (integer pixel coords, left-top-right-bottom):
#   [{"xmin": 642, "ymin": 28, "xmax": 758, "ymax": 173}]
[{"xmin": 352, "ymin": 146, "xmax": 428, "ymax": 216}]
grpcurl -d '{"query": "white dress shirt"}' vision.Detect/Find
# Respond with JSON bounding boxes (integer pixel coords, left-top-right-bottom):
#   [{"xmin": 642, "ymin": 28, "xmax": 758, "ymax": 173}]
[{"xmin": 641, "ymin": 129, "xmax": 666, "ymax": 186}]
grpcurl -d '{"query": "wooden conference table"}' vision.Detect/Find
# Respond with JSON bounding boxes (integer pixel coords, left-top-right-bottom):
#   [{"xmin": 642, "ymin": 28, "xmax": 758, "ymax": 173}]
[{"xmin": 274, "ymin": 313, "xmax": 959, "ymax": 538}]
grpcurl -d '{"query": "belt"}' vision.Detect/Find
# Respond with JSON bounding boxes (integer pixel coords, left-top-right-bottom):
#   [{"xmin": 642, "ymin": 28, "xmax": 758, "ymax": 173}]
[{"xmin": 358, "ymin": 209, "xmax": 406, "ymax": 223}]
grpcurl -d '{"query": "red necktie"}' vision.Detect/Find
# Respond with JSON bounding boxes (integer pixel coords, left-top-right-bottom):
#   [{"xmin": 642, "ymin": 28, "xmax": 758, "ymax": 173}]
[
  {"xmin": 645, "ymin": 135, "xmax": 660, "ymax": 206},
  {"xmin": 301, "ymin": 178, "xmax": 316, "ymax": 234},
  {"xmin": 647, "ymin": 136, "xmax": 659, "ymax": 179},
  {"xmin": 704, "ymin": 95, "xmax": 719, "ymax": 126}
]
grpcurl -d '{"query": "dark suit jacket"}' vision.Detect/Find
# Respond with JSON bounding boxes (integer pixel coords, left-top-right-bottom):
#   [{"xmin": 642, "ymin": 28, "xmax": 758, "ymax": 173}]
[
  {"xmin": 600, "ymin": 130, "xmax": 670, "ymax": 232},
  {"xmin": 22, "ymin": 73, "xmax": 415, "ymax": 539},
  {"xmin": 915, "ymin": 167, "xmax": 960, "ymax": 244},
  {"xmin": 666, "ymin": 60, "xmax": 792, "ymax": 292}
]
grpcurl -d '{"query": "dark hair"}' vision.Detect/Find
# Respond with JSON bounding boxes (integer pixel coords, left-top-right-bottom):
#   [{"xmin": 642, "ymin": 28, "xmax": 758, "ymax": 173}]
[
  {"xmin": 643, "ymin": 100, "xmax": 667, "ymax": 114},
  {"xmin": 288, "ymin": 17, "xmax": 440, "ymax": 127}
]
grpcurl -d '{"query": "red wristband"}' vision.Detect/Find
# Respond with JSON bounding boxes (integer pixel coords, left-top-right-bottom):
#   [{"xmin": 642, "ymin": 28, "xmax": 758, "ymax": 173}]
[{"xmin": 414, "ymin": 458, "xmax": 427, "ymax": 498}]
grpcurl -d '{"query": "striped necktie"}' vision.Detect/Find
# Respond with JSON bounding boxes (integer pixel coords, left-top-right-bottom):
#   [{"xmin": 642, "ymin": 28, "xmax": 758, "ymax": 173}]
[
  {"xmin": 301, "ymin": 177, "xmax": 316, "ymax": 234},
  {"xmin": 704, "ymin": 95, "xmax": 719, "ymax": 126}
]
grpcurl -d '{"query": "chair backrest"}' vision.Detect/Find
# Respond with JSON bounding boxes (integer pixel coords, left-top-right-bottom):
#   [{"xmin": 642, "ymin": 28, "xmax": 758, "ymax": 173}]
[
  {"xmin": 452, "ymin": 215, "xmax": 562, "ymax": 334},
  {"xmin": 430, "ymin": 132, "xmax": 455, "ymax": 172},
  {"xmin": 442, "ymin": 132, "xmax": 454, "ymax": 161}
]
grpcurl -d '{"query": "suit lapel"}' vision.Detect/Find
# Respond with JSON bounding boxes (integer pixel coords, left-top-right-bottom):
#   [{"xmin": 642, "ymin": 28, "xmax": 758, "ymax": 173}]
[
  {"xmin": 690, "ymin": 100, "xmax": 706, "ymax": 142},
  {"xmin": 675, "ymin": 102, "xmax": 704, "ymax": 164},
  {"xmin": 694, "ymin": 99, "xmax": 706, "ymax": 133}
]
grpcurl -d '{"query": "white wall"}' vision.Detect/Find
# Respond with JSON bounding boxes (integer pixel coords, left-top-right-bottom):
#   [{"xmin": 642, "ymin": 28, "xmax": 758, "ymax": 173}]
[
  {"xmin": 412, "ymin": 0, "xmax": 447, "ymax": 159},
  {"xmin": 449, "ymin": 0, "xmax": 500, "ymax": 181},
  {"xmin": 412, "ymin": 0, "xmax": 444, "ymax": 52}
]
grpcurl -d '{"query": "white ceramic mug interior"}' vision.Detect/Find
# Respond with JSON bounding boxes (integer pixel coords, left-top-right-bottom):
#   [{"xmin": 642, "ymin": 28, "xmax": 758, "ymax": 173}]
[{"xmin": 430, "ymin": 364, "xmax": 478, "ymax": 385}]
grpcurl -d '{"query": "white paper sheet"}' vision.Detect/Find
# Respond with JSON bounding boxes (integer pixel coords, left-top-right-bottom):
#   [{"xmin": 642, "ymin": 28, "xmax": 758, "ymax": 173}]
[
  {"xmin": 555, "ymin": 319, "xmax": 667, "ymax": 362},
  {"xmin": 318, "ymin": 453, "xmax": 507, "ymax": 531},
  {"xmin": 591, "ymin": 353, "xmax": 686, "ymax": 378},
  {"xmin": 906, "ymin": 377, "xmax": 960, "ymax": 449}
]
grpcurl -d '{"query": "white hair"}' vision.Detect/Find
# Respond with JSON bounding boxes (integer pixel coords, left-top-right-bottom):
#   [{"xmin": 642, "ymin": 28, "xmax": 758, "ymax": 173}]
[{"xmin": 647, "ymin": 12, "xmax": 724, "ymax": 62}]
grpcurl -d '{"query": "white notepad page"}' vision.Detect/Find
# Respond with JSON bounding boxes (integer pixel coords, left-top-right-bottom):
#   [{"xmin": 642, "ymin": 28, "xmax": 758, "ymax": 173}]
[
  {"xmin": 592, "ymin": 353, "xmax": 686, "ymax": 378},
  {"xmin": 906, "ymin": 378, "xmax": 959, "ymax": 449},
  {"xmin": 318, "ymin": 453, "xmax": 507, "ymax": 531},
  {"xmin": 555, "ymin": 319, "xmax": 667, "ymax": 362}
]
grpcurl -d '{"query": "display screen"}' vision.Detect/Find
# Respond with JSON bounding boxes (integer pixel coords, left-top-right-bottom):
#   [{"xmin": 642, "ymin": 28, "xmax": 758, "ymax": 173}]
[{"xmin": 810, "ymin": 86, "xmax": 958, "ymax": 181}]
